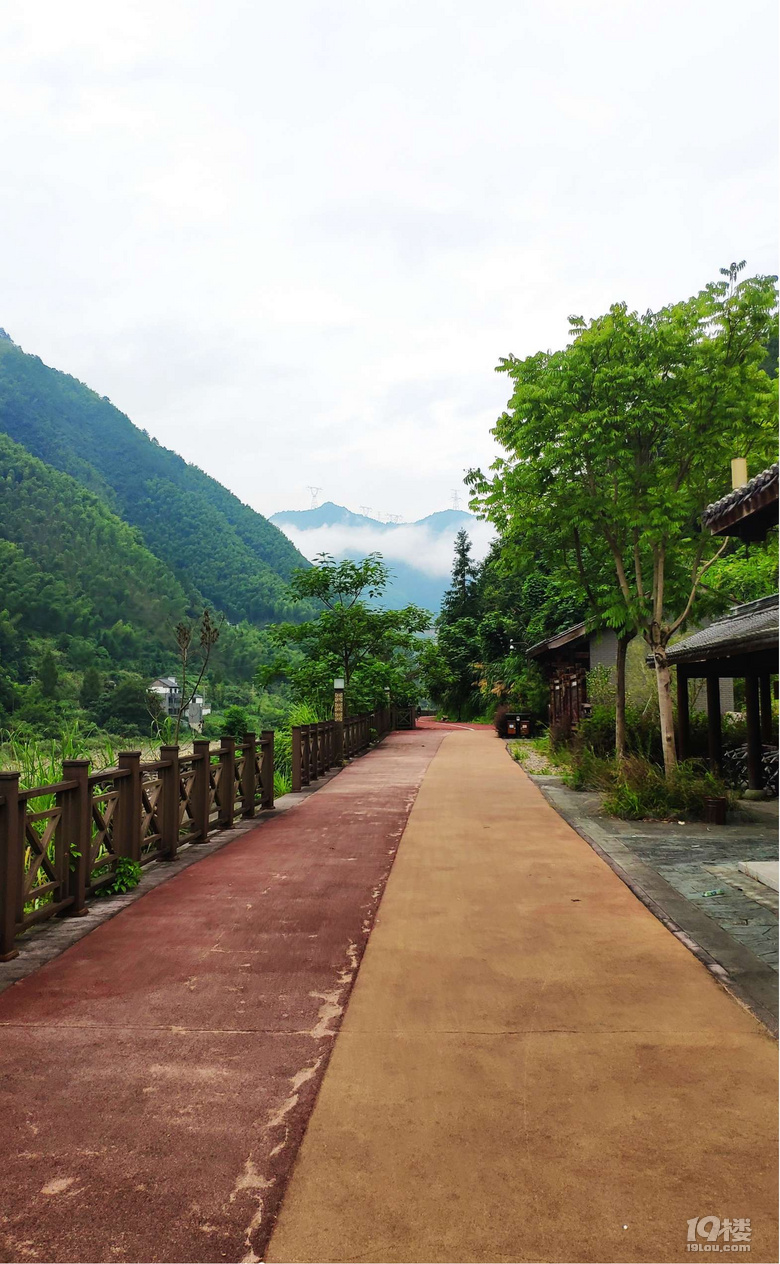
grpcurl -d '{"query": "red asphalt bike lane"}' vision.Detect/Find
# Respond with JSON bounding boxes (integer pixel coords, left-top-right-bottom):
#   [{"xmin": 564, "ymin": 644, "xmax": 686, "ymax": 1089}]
[{"xmin": 0, "ymin": 730, "xmax": 444, "ymax": 1264}]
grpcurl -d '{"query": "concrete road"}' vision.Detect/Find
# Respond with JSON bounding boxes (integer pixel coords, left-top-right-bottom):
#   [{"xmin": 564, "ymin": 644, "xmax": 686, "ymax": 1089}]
[{"xmin": 267, "ymin": 729, "xmax": 778, "ymax": 1264}]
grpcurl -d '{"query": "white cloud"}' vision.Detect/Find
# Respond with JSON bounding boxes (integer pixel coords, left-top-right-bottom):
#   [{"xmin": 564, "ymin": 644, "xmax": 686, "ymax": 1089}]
[{"xmin": 278, "ymin": 519, "xmax": 496, "ymax": 578}]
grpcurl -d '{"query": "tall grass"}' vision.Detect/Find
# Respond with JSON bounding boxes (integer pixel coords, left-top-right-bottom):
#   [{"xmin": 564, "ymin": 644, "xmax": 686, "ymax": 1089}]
[{"xmin": 0, "ymin": 719, "xmax": 157, "ymax": 803}]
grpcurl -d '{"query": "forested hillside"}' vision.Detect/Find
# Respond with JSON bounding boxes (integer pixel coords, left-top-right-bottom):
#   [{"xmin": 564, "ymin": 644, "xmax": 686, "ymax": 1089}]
[
  {"xmin": 0, "ymin": 332, "xmax": 307, "ymax": 623},
  {"xmin": 0, "ymin": 431, "xmax": 200, "ymax": 731},
  {"xmin": 0, "ymin": 433, "xmax": 190, "ymax": 648}
]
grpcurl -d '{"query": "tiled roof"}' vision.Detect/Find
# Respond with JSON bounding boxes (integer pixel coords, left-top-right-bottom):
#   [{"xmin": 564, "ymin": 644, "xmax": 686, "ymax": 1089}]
[
  {"xmin": 526, "ymin": 622, "xmax": 587, "ymax": 659},
  {"xmin": 702, "ymin": 464, "xmax": 778, "ymax": 533},
  {"xmin": 666, "ymin": 594, "xmax": 779, "ymax": 663}
]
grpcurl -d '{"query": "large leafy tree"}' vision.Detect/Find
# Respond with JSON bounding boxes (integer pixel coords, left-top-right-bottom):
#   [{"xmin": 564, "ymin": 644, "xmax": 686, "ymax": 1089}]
[
  {"xmin": 470, "ymin": 264, "xmax": 778, "ymax": 772},
  {"xmin": 267, "ymin": 554, "xmax": 430, "ymax": 715}
]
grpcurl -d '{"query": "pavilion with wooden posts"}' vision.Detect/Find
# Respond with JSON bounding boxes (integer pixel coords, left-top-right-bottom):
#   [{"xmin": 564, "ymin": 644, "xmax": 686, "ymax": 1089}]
[
  {"xmin": 668, "ymin": 595, "xmax": 778, "ymax": 790},
  {"xmin": 668, "ymin": 462, "xmax": 779, "ymax": 794}
]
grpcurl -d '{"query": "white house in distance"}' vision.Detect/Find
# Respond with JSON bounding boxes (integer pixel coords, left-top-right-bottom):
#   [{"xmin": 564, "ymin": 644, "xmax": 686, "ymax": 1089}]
[{"xmin": 149, "ymin": 677, "xmax": 211, "ymax": 728}]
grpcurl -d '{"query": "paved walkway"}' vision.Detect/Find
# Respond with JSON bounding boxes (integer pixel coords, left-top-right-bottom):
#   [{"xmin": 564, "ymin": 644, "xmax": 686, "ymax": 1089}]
[
  {"xmin": 530, "ymin": 774, "xmax": 779, "ymax": 1031},
  {"xmin": 0, "ymin": 732, "xmax": 444, "ymax": 1264},
  {"xmin": 1, "ymin": 727, "xmax": 777, "ymax": 1264},
  {"xmin": 267, "ymin": 728, "xmax": 778, "ymax": 1264}
]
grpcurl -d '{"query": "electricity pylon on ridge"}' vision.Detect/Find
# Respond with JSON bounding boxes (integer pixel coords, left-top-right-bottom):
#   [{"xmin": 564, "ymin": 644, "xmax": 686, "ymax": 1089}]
[
  {"xmin": 451, "ymin": 489, "xmax": 462, "ymax": 511},
  {"xmin": 308, "ymin": 486, "xmax": 323, "ymax": 510}
]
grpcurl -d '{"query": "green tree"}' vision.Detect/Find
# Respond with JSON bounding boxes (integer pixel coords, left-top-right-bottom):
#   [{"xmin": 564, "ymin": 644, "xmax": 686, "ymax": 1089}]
[
  {"xmin": 420, "ymin": 619, "xmax": 481, "ymax": 720},
  {"xmin": 221, "ymin": 705, "xmax": 249, "ymax": 739},
  {"xmin": 79, "ymin": 665, "xmax": 102, "ymax": 709},
  {"xmin": 268, "ymin": 554, "xmax": 430, "ymax": 714},
  {"xmin": 39, "ymin": 650, "xmax": 59, "ymax": 698},
  {"xmin": 442, "ymin": 530, "xmax": 480, "ymax": 622},
  {"xmin": 94, "ymin": 678, "xmax": 162, "ymax": 735},
  {"xmin": 470, "ymin": 264, "xmax": 778, "ymax": 772}
]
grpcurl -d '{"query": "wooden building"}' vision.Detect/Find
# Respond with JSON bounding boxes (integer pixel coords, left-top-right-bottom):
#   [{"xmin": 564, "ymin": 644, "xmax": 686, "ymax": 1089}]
[
  {"xmin": 670, "ymin": 462, "xmax": 779, "ymax": 792},
  {"xmin": 526, "ymin": 623, "xmax": 591, "ymax": 727},
  {"xmin": 667, "ymin": 595, "xmax": 778, "ymax": 791}
]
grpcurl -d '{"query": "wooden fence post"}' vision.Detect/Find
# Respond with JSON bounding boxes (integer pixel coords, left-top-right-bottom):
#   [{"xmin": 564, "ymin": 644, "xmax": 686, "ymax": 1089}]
[
  {"xmin": 0, "ymin": 771, "xmax": 21, "ymax": 961},
  {"xmin": 118, "ymin": 752, "xmax": 142, "ymax": 863},
  {"xmin": 310, "ymin": 725, "xmax": 319, "ymax": 781},
  {"xmin": 220, "ymin": 737, "xmax": 236, "ymax": 829},
  {"xmin": 242, "ymin": 733, "xmax": 257, "ymax": 818},
  {"xmin": 62, "ymin": 759, "xmax": 90, "ymax": 916},
  {"xmin": 160, "ymin": 745, "xmax": 180, "ymax": 860},
  {"xmin": 291, "ymin": 726, "xmax": 302, "ymax": 793},
  {"xmin": 745, "ymin": 674, "xmax": 763, "ymax": 791},
  {"xmin": 192, "ymin": 739, "xmax": 211, "ymax": 841},
  {"xmin": 261, "ymin": 731, "xmax": 275, "ymax": 809}
]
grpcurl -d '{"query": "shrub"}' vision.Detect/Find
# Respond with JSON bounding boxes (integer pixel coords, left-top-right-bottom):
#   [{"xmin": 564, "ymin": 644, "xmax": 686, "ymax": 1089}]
[
  {"xmin": 549, "ymin": 714, "xmax": 573, "ymax": 751},
  {"xmin": 493, "ymin": 704, "xmax": 510, "ymax": 737},
  {"xmin": 585, "ymin": 663, "xmax": 615, "ymax": 707},
  {"xmin": 575, "ymin": 705, "xmax": 616, "ymax": 758},
  {"xmin": 563, "ymin": 747, "xmax": 616, "ymax": 792},
  {"xmin": 603, "ymin": 756, "xmax": 735, "ymax": 821}
]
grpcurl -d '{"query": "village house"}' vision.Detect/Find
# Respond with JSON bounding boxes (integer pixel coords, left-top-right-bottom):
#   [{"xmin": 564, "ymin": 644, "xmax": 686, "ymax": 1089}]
[{"xmin": 149, "ymin": 676, "xmax": 211, "ymax": 726}]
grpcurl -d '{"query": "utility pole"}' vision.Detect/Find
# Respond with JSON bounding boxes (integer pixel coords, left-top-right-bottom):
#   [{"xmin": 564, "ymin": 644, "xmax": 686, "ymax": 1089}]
[{"xmin": 307, "ymin": 486, "xmax": 323, "ymax": 510}]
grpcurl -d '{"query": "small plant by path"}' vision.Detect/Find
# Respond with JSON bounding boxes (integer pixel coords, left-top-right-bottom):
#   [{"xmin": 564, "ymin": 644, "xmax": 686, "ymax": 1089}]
[{"xmin": 94, "ymin": 857, "xmax": 142, "ymax": 898}]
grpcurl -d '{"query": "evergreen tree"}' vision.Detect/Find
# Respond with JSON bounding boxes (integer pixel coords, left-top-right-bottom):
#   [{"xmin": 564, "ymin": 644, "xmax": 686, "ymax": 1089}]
[
  {"xmin": 79, "ymin": 665, "xmax": 102, "ymax": 709},
  {"xmin": 441, "ymin": 530, "xmax": 480, "ymax": 622},
  {"xmin": 39, "ymin": 650, "xmax": 59, "ymax": 698}
]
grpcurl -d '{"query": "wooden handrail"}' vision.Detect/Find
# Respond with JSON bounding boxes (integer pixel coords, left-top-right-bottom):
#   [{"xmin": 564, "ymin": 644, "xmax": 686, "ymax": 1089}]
[{"xmin": 0, "ymin": 736, "xmax": 276, "ymax": 960}]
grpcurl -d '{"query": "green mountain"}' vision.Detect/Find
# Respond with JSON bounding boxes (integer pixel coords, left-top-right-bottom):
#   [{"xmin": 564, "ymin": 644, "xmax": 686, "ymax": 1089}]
[
  {"xmin": 0, "ymin": 332, "xmax": 308, "ymax": 624},
  {"xmin": 0, "ymin": 431, "xmax": 190, "ymax": 659}
]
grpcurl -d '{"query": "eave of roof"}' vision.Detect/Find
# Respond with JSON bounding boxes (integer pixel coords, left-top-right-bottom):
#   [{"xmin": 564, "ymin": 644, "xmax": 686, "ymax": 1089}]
[
  {"xmin": 527, "ymin": 621, "xmax": 588, "ymax": 659},
  {"xmin": 702, "ymin": 464, "xmax": 779, "ymax": 537},
  {"xmin": 665, "ymin": 594, "xmax": 779, "ymax": 664}
]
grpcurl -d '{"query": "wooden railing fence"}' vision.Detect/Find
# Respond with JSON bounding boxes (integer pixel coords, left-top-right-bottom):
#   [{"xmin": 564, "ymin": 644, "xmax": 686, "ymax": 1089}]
[
  {"xmin": 291, "ymin": 706, "xmax": 404, "ymax": 791},
  {"xmin": 0, "ymin": 732, "xmax": 273, "ymax": 961}
]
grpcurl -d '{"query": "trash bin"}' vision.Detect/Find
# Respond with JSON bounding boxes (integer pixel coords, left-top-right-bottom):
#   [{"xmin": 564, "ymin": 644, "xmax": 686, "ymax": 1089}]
[
  {"xmin": 517, "ymin": 711, "xmax": 533, "ymax": 738},
  {"xmin": 703, "ymin": 796, "xmax": 728, "ymax": 826},
  {"xmin": 504, "ymin": 712, "xmax": 533, "ymax": 738}
]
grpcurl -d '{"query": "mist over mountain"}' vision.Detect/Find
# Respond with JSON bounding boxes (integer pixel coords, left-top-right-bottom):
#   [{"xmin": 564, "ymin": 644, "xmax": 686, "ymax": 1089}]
[{"xmin": 271, "ymin": 502, "xmax": 495, "ymax": 612}]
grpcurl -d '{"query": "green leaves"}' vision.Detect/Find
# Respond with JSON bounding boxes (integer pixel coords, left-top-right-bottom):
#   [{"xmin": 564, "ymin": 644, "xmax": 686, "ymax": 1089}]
[
  {"xmin": 271, "ymin": 554, "xmax": 431, "ymax": 714},
  {"xmin": 289, "ymin": 554, "xmax": 390, "ymax": 609},
  {"xmin": 472, "ymin": 265, "xmax": 778, "ymax": 643},
  {"xmin": 95, "ymin": 857, "xmax": 142, "ymax": 898}
]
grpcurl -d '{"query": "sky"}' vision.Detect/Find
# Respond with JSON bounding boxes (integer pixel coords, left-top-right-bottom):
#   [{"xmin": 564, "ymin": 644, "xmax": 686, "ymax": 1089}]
[{"xmin": 1, "ymin": 0, "xmax": 777, "ymax": 523}]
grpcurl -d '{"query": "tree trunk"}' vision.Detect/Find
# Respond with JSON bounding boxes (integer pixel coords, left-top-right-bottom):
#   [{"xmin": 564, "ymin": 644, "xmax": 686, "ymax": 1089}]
[
  {"xmin": 651, "ymin": 640, "xmax": 677, "ymax": 775},
  {"xmin": 615, "ymin": 634, "xmax": 632, "ymax": 764}
]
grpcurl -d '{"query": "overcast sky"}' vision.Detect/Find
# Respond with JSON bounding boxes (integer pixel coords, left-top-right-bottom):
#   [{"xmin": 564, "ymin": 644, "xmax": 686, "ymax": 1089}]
[{"xmin": 1, "ymin": 0, "xmax": 777, "ymax": 522}]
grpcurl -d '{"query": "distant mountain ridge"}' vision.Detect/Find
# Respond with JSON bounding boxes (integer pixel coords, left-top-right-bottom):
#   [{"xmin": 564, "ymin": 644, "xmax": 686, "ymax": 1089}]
[
  {"xmin": 271, "ymin": 502, "xmax": 479, "ymax": 612},
  {"xmin": 271, "ymin": 501, "xmax": 475, "ymax": 533},
  {"xmin": 0, "ymin": 334, "xmax": 308, "ymax": 624}
]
